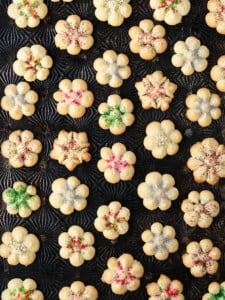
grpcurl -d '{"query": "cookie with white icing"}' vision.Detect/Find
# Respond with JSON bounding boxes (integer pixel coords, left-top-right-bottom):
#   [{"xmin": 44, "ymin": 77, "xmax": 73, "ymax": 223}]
[
  {"xmin": 206, "ymin": 0, "xmax": 225, "ymax": 35},
  {"xmin": 202, "ymin": 281, "xmax": 225, "ymax": 300},
  {"xmin": 59, "ymin": 281, "xmax": 98, "ymax": 300},
  {"xmin": 210, "ymin": 55, "xmax": 225, "ymax": 92}
]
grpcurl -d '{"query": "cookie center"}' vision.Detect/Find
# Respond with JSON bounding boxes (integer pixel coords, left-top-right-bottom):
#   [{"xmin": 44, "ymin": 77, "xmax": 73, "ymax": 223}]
[
  {"xmin": 106, "ymin": 154, "xmax": 130, "ymax": 173},
  {"xmin": 16, "ymin": 141, "xmax": 31, "ymax": 159},
  {"xmin": 191, "ymin": 249, "xmax": 212, "ymax": 266},
  {"xmin": 142, "ymin": 78, "xmax": 167, "ymax": 102},
  {"xmin": 160, "ymin": 0, "xmax": 182, "ymax": 11},
  {"xmin": 61, "ymin": 89, "xmax": 84, "ymax": 105},
  {"xmin": 156, "ymin": 130, "xmax": 168, "ymax": 147},
  {"xmin": 66, "ymin": 236, "xmax": 88, "ymax": 253},
  {"xmin": 115, "ymin": 261, "xmax": 137, "ymax": 285},
  {"xmin": 60, "ymin": 22, "xmax": 87, "ymax": 46},
  {"xmin": 10, "ymin": 240, "xmax": 28, "ymax": 255},
  {"xmin": 215, "ymin": 4, "xmax": 225, "ymax": 22},
  {"xmin": 17, "ymin": 0, "xmax": 40, "ymax": 18},
  {"xmin": 156, "ymin": 284, "xmax": 179, "ymax": 299},
  {"xmin": 10, "ymin": 287, "xmax": 34, "ymax": 300},
  {"xmin": 25, "ymin": 54, "xmax": 43, "ymax": 73}
]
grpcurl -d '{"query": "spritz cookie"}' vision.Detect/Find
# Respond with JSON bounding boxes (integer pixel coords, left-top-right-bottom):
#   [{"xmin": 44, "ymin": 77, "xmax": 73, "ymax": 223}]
[
  {"xmin": 59, "ymin": 281, "xmax": 98, "ymax": 300},
  {"xmin": 3, "ymin": 181, "xmax": 41, "ymax": 218},
  {"xmin": 144, "ymin": 120, "xmax": 182, "ymax": 159},
  {"xmin": 181, "ymin": 190, "xmax": 220, "ymax": 228},
  {"xmin": 182, "ymin": 239, "xmax": 221, "ymax": 277},
  {"xmin": 187, "ymin": 137, "xmax": 225, "ymax": 185},
  {"xmin": 146, "ymin": 274, "xmax": 184, "ymax": 300},
  {"xmin": 202, "ymin": 281, "xmax": 225, "ymax": 300},
  {"xmin": 206, "ymin": 0, "xmax": 225, "ymax": 35},
  {"xmin": 94, "ymin": 201, "xmax": 130, "ymax": 240},
  {"xmin": 58, "ymin": 225, "xmax": 95, "ymax": 267},
  {"xmin": 186, "ymin": 88, "xmax": 221, "ymax": 127},
  {"xmin": 1, "ymin": 278, "xmax": 44, "ymax": 300},
  {"xmin": 101, "ymin": 253, "xmax": 144, "ymax": 295},
  {"xmin": 97, "ymin": 142, "xmax": 136, "ymax": 184},
  {"xmin": 50, "ymin": 130, "xmax": 91, "ymax": 171},
  {"xmin": 55, "ymin": 15, "xmax": 94, "ymax": 55},
  {"xmin": 53, "ymin": 79, "xmax": 94, "ymax": 118},
  {"xmin": 135, "ymin": 71, "xmax": 177, "ymax": 111},
  {"xmin": 49, "ymin": 176, "xmax": 89, "ymax": 215},
  {"xmin": 93, "ymin": 0, "xmax": 132, "ymax": 26},
  {"xmin": 93, "ymin": 50, "xmax": 131, "ymax": 88},
  {"xmin": 137, "ymin": 171, "xmax": 179, "ymax": 211},
  {"xmin": 1, "ymin": 82, "xmax": 38, "ymax": 120},
  {"xmin": 7, "ymin": 0, "xmax": 48, "ymax": 28},
  {"xmin": 1, "ymin": 130, "xmax": 42, "ymax": 168},
  {"xmin": 0, "ymin": 226, "xmax": 40, "ymax": 266},
  {"xmin": 13, "ymin": 45, "xmax": 53, "ymax": 82},
  {"xmin": 141, "ymin": 222, "xmax": 179, "ymax": 260},
  {"xmin": 98, "ymin": 94, "xmax": 135, "ymax": 135},
  {"xmin": 172, "ymin": 36, "xmax": 209, "ymax": 75},
  {"xmin": 210, "ymin": 55, "xmax": 225, "ymax": 92},
  {"xmin": 129, "ymin": 19, "xmax": 167, "ymax": 60},
  {"xmin": 150, "ymin": 0, "xmax": 191, "ymax": 25}
]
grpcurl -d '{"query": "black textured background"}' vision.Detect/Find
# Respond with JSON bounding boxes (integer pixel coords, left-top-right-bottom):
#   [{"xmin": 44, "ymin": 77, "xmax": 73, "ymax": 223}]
[{"xmin": 0, "ymin": 0, "xmax": 225, "ymax": 299}]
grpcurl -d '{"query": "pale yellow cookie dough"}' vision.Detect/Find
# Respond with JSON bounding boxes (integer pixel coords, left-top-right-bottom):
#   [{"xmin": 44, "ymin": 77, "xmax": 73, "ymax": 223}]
[
  {"xmin": 202, "ymin": 281, "xmax": 225, "ymax": 300},
  {"xmin": 210, "ymin": 55, "xmax": 225, "ymax": 92},
  {"xmin": 206, "ymin": 0, "xmax": 225, "ymax": 35},
  {"xmin": 59, "ymin": 281, "xmax": 98, "ymax": 300}
]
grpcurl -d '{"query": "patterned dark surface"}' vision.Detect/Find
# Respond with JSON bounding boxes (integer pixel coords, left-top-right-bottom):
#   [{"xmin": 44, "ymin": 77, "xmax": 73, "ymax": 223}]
[{"xmin": 0, "ymin": 0, "xmax": 225, "ymax": 299}]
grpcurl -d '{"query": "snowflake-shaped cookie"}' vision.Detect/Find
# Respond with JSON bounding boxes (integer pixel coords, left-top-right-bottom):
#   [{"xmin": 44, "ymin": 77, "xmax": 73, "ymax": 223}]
[
  {"xmin": 172, "ymin": 36, "xmax": 209, "ymax": 75},
  {"xmin": 150, "ymin": 0, "xmax": 191, "ymax": 25},
  {"xmin": 181, "ymin": 190, "xmax": 220, "ymax": 228},
  {"xmin": 7, "ymin": 0, "xmax": 48, "ymax": 28},
  {"xmin": 93, "ymin": 0, "xmax": 132, "ymax": 26},
  {"xmin": 202, "ymin": 281, "xmax": 225, "ymax": 300},
  {"xmin": 210, "ymin": 55, "xmax": 225, "ymax": 92},
  {"xmin": 146, "ymin": 274, "xmax": 184, "ymax": 300},
  {"xmin": 187, "ymin": 137, "xmax": 225, "ymax": 185},
  {"xmin": 137, "ymin": 171, "xmax": 179, "ymax": 211},
  {"xmin": 3, "ymin": 181, "xmax": 41, "ymax": 218},
  {"xmin": 186, "ymin": 88, "xmax": 221, "ymax": 127},
  {"xmin": 1, "ymin": 82, "xmax": 38, "ymax": 120},
  {"xmin": 101, "ymin": 253, "xmax": 144, "ymax": 295},
  {"xmin": 206, "ymin": 0, "xmax": 225, "ymax": 35},
  {"xmin": 129, "ymin": 19, "xmax": 167, "ymax": 60},
  {"xmin": 97, "ymin": 142, "xmax": 136, "ymax": 184},
  {"xmin": 135, "ymin": 71, "xmax": 177, "ymax": 111},
  {"xmin": 144, "ymin": 120, "xmax": 182, "ymax": 159},
  {"xmin": 141, "ymin": 222, "xmax": 179, "ymax": 260},
  {"xmin": 94, "ymin": 201, "xmax": 130, "ymax": 240},
  {"xmin": 98, "ymin": 94, "xmax": 135, "ymax": 135},
  {"xmin": 49, "ymin": 176, "xmax": 89, "ymax": 215},
  {"xmin": 93, "ymin": 50, "xmax": 131, "ymax": 88},
  {"xmin": 0, "ymin": 226, "xmax": 40, "ymax": 266},
  {"xmin": 1, "ymin": 129, "xmax": 42, "ymax": 168},
  {"xmin": 58, "ymin": 225, "xmax": 95, "ymax": 267},
  {"xmin": 53, "ymin": 79, "xmax": 94, "ymax": 118},
  {"xmin": 182, "ymin": 239, "xmax": 221, "ymax": 277},
  {"xmin": 1, "ymin": 278, "xmax": 44, "ymax": 300},
  {"xmin": 13, "ymin": 45, "xmax": 53, "ymax": 82},
  {"xmin": 55, "ymin": 14, "xmax": 94, "ymax": 55},
  {"xmin": 50, "ymin": 130, "xmax": 91, "ymax": 171},
  {"xmin": 59, "ymin": 281, "xmax": 98, "ymax": 300}
]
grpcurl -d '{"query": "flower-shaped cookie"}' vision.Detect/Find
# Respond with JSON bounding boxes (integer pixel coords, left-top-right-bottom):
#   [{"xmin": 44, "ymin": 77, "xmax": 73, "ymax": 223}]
[
  {"xmin": 129, "ymin": 19, "xmax": 167, "ymax": 60},
  {"xmin": 55, "ymin": 15, "xmax": 94, "ymax": 55},
  {"xmin": 210, "ymin": 55, "xmax": 225, "ymax": 92},
  {"xmin": 0, "ymin": 226, "xmax": 40, "ymax": 266},
  {"xmin": 186, "ymin": 88, "xmax": 221, "ymax": 127},
  {"xmin": 172, "ymin": 36, "xmax": 209, "ymax": 75},
  {"xmin": 144, "ymin": 120, "xmax": 182, "ymax": 159},
  {"xmin": 1, "ymin": 130, "xmax": 42, "ymax": 168},
  {"xmin": 53, "ymin": 79, "xmax": 94, "ymax": 118},
  {"xmin": 93, "ymin": 0, "xmax": 132, "ymax": 26},
  {"xmin": 141, "ymin": 222, "xmax": 179, "ymax": 260},
  {"xmin": 206, "ymin": 0, "xmax": 225, "ymax": 35},
  {"xmin": 1, "ymin": 82, "xmax": 39, "ymax": 120},
  {"xmin": 49, "ymin": 176, "xmax": 89, "ymax": 215},
  {"xmin": 3, "ymin": 181, "xmax": 41, "ymax": 218},
  {"xmin": 97, "ymin": 143, "xmax": 136, "ymax": 184},
  {"xmin": 150, "ymin": 0, "xmax": 191, "ymax": 25},
  {"xmin": 59, "ymin": 281, "xmax": 98, "ymax": 300},
  {"xmin": 93, "ymin": 50, "xmax": 131, "ymax": 88},
  {"xmin": 101, "ymin": 253, "xmax": 144, "ymax": 295},
  {"xmin": 181, "ymin": 190, "xmax": 220, "ymax": 228},
  {"xmin": 1, "ymin": 278, "xmax": 44, "ymax": 300},
  {"xmin": 94, "ymin": 201, "xmax": 130, "ymax": 240},
  {"xmin": 182, "ymin": 239, "xmax": 221, "ymax": 277},
  {"xmin": 7, "ymin": 0, "xmax": 48, "ymax": 28},
  {"xmin": 98, "ymin": 94, "xmax": 135, "ymax": 135},
  {"xmin": 135, "ymin": 71, "xmax": 177, "ymax": 111},
  {"xmin": 146, "ymin": 274, "xmax": 184, "ymax": 300},
  {"xmin": 202, "ymin": 281, "xmax": 225, "ymax": 300},
  {"xmin": 58, "ymin": 225, "xmax": 95, "ymax": 267},
  {"xmin": 187, "ymin": 138, "xmax": 225, "ymax": 185},
  {"xmin": 137, "ymin": 171, "xmax": 179, "ymax": 211},
  {"xmin": 50, "ymin": 130, "xmax": 91, "ymax": 171},
  {"xmin": 13, "ymin": 45, "xmax": 53, "ymax": 82}
]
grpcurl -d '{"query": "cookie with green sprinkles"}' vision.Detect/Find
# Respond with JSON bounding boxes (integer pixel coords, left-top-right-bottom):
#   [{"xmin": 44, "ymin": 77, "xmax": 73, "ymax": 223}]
[{"xmin": 202, "ymin": 281, "xmax": 225, "ymax": 300}]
